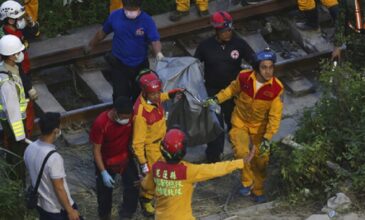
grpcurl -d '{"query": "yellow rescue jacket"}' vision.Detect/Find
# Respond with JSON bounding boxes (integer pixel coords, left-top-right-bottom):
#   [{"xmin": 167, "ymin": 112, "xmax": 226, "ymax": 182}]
[
  {"xmin": 142, "ymin": 159, "xmax": 244, "ymax": 220},
  {"xmin": 216, "ymin": 70, "xmax": 284, "ymax": 140},
  {"xmin": 132, "ymin": 93, "xmax": 170, "ymax": 165}
]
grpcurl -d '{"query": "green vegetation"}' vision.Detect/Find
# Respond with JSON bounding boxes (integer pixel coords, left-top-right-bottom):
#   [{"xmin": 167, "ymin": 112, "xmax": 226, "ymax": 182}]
[
  {"xmin": 0, "ymin": 158, "xmax": 34, "ymax": 219},
  {"xmin": 36, "ymin": 0, "xmax": 174, "ymax": 37},
  {"xmin": 272, "ymin": 61, "xmax": 365, "ymax": 205}
]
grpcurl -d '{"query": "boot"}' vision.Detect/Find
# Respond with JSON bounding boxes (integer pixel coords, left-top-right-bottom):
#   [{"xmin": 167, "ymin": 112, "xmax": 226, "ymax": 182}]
[
  {"xmin": 140, "ymin": 198, "xmax": 155, "ymax": 217},
  {"xmin": 296, "ymin": 9, "xmax": 320, "ymax": 31},
  {"xmin": 169, "ymin": 10, "xmax": 190, "ymax": 22}
]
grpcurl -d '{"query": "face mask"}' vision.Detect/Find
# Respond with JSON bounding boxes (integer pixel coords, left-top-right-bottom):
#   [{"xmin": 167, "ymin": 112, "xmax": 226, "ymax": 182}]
[
  {"xmin": 55, "ymin": 129, "xmax": 62, "ymax": 139},
  {"xmin": 16, "ymin": 18, "xmax": 26, "ymax": 29},
  {"xmin": 15, "ymin": 52, "xmax": 24, "ymax": 63},
  {"xmin": 116, "ymin": 118, "xmax": 129, "ymax": 125},
  {"xmin": 125, "ymin": 10, "xmax": 140, "ymax": 19}
]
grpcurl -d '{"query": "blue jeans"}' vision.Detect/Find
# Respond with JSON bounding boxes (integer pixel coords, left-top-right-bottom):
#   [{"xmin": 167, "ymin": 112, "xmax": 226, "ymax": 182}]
[{"xmin": 37, "ymin": 203, "xmax": 83, "ymax": 220}]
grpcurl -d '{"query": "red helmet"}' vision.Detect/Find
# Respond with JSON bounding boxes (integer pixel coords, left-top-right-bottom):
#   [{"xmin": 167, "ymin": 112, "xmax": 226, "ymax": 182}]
[
  {"xmin": 211, "ymin": 11, "xmax": 233, "ymax": 29},
  {"xmin": 138, "ymin": 71, "xmax": 162, "ymax": 93},
  {"xmin": 161, "ymin": 128, "xmax": 186, "ymax": 163}
]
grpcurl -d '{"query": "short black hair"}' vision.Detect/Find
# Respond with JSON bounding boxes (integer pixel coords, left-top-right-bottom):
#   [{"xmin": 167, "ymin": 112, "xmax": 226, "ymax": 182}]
[
  {"xmin": 122, "ymin": 0, "xmax": 142, "ymax": 8},
  {"xmin": 39, "ymin": 112, "xmax": 61, "ymax": 135},
  {"xmin": 114, "ymin": 96, "xmax": 133, "ymax": 114}
]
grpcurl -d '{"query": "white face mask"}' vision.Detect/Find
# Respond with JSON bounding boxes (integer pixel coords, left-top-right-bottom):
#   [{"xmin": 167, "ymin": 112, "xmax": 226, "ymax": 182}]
[
  {"xmin": 55, "ymin": 129, "xmax": 62, "ymax": 139},
  {"xmin": 15, "ymin": 52, "xmax": 24, "ymax": 63},
  {"xmin": 16, "ymin": 18, "xmax": 26, "ymax": 29},
  {"xmin": 116, "ymin": 118, "xmax": 129, "ymax": 125},
  {"xmin": 125, "ymin": 10, "xmax": 140, "ymax": 19}
]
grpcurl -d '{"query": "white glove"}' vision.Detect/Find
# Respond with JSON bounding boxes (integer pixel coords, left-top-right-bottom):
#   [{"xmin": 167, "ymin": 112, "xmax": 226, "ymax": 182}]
[
  {"xmin": 28, "ymin": 87, "xmax": 38, "ymax": 100},
  {"xmin": 140, "ymin": 163, "xmax": 150, "ymax": 174},
  {"xmin": 156, "ymin": 52, "xmax": 164, "ymax": 61}
]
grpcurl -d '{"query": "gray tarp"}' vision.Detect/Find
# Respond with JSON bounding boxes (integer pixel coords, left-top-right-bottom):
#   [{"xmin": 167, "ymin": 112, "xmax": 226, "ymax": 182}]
[{"xmin": 156, "ymin": 57, "xmax": 223, "ymax": 146}]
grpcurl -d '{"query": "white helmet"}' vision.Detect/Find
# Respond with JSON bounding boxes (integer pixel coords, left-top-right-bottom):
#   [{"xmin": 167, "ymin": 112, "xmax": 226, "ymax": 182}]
[
  {"xmin": 0, "ymin": 35, "xmax": 25, "ymax": 56},
  {"xmin": 0, "ymin": 0, "xmax": 25, "ymax": 21}
]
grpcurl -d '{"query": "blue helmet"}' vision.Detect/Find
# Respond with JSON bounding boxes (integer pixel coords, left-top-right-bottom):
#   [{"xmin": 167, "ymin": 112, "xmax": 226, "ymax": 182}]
[{"xmin": 255, "ymin": 48, "xmax": 277, "ymax": 64}]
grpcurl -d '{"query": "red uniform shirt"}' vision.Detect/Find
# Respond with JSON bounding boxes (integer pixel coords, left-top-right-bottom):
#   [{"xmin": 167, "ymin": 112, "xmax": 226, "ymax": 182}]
[{"xmin": 90, "ymin": 111, "xmax": 132, "ymax": 171}]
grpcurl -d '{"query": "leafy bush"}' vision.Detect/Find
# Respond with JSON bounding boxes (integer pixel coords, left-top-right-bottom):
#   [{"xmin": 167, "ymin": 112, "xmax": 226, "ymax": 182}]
[
  {"xmin": 272, "ymin": 61, "xmax": 365, "ymax": 204},
  {"xmin": 36, "ymin": 0, "xmax": 174, "ymax": 37},
  {"xmin": 0, "ymin": 159, "xmax": 31, "ymax": 219}
]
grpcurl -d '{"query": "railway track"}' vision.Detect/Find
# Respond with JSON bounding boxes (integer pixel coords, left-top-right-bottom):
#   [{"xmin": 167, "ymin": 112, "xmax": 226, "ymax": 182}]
[{"xmin": 27, "ymin": 0, "xmax": 333, "ymax": 131}]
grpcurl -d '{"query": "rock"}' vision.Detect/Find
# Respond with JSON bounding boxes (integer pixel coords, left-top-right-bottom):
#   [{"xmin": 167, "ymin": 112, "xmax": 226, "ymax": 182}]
[
  {"xmin": 282, "ymin": 76, "xmax": 316, "ymax": 97},
  {"xmin": 321, "ymin": 192, "xmax": 352, "ymax": 213},
  {"xmin": 306, "ymin": 214, "xmax": 330, "ymax": 220},
  {"xmin": 62, "ymin": 129, "xmax": 89, "ymax": 147}
]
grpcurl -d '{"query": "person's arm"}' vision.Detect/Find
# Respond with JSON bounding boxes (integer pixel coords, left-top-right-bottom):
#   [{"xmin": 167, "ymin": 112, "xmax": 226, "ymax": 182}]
[
  {"xmin": 93, "ymin": 143, "xmax": 105, "ymax": 172},
  {"xmin": 332, "ymin": 0, "xmax": 348, "ymax": 60},
  {"xmin": 51, "ymin": 179, "xmax": 80, "ymax": 220},
  {"xmin": 151, "ymin": 41, "xmax": 162, "ymax": 56},
  {"xmin": 187, "ymin": 160, "xmax": 244, "ymax": 183},
  {"xmin": 240, "ymin": 39, "xmax": 255, "ymax": 65},
  {"xmin": 132, "ymin": 112, "xmax": 148, "ymax": 165},
  {"xmin": 87, "ymin": 29, "xmax": 107, "ymax": 50},
  {"xmin": 263, "ymin": 90, "xmax": 284, "ymax": 140}
]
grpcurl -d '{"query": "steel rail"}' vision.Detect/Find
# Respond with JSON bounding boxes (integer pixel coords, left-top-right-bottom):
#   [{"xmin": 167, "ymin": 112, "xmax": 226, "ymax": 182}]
[
  {"xmin": 28, "ymin": 0, "xmax": 297, "ymax": 70},
  {"xmin": 54, "ymin": 50, "xmax": 330, "ymax": 127}
]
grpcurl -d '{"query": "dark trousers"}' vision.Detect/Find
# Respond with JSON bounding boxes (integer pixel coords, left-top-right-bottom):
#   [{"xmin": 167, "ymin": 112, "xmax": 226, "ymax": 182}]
[
  {"xmin": 37, "ymin": 203, "xmax": 83, "ymax": 220},
  {"xmin": 105, "ymin": 53, "xmax": 149, "ymax": 102},
  {"xmin": 205, "ymin": 88, "xmax": 235, "ymax": 162},
  {"xmin": 0, "ymin": 120, "xmax": 26, "ymax": 182},
  {"xmin": 96, "ymin": 159, "xmax": 140, "ymax": 218}
]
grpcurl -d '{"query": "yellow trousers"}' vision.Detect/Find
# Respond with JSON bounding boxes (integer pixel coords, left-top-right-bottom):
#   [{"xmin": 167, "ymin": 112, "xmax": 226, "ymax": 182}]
[
  {"xmin": 24, "ymin": 0, "xmax": 38, "ymax": 21},
  {"xmin": 110, "ymin": 0, "xmax": 123, "ymax": 13},
  {"xmin": 297, "ymin": 0, "xmax": 338, "ymax": 11},
  {"xmin": 141, "ymin": 143, "xmax": 162, "ymax": 199},
  {"xmin": 176, "ymin": 0, "xmax": 208, "ymax": 12},
  {"xmin": 229, "ymin": 126, "xmax": 269, "ymax": 196}
]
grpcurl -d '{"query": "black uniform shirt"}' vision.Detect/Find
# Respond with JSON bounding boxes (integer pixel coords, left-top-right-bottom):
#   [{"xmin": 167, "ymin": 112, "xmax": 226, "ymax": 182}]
[{"xmin": 194, "ymin": 36, "xmax": 255, "ymax": 90}]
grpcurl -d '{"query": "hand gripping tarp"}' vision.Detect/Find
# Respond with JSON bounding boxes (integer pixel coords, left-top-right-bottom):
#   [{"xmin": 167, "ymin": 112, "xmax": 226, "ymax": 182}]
[{"xmin": 156, "ymin": 57, "xmax": 223, "ymax": 146}]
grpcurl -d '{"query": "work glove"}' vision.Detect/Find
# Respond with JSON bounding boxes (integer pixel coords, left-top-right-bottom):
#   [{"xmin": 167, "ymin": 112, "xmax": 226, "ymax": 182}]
[
  {"xmin": 168, "ymin": 88, "xmax": 185, "ymax": 99},
  {"xmin": 101, "ymin": 170, "xmax": 115, "ymax": 188},
  {"xmin": 140, "ymin": 163, "xmax": 150, "ymax": 175},
  {"xmin": 28, "ymin": 87, "xmax": 38, "ymax": 100},
  {"xmin": 259, "ymin": 138, "xmax": 271, "ymax": 156},
  {"xmin": 203, "ymin": 96, "xmax": 218, "ymax": 107},
  {"xmin": 156, "ymin": 52, "xmax": 164, "ymax": 61}
]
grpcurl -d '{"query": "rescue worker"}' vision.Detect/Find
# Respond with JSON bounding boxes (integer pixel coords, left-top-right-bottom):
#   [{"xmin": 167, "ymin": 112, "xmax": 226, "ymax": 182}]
[
  {"xmin": 90, "ymin": 97, "xmax": 139, "ymax": 220},
  {"xmin": 0, "ymin": 0, "xmax": 40, "ymax": 137},
  {"xmin": 205, "ymin": 48, "xmax": 284, "ymax": 202},
  {"xmin": 24, "ymin": 0, "xmax": 39, "ymax": 22},
  {"xmin": 110, "ymin": 0, "xmax": 123, "ymax": 13},
  {"xmin": 296, "ymin": 0, "xmax": 339, "ymax": 31},
  {"xmin": 86, "ymin": 0, "xmax": 163, "ymax": 102},
  {"xmin": 132, "ymin": 69, "xmax": 184, "ymax": 216},
  {"xmin": 195, "ymin": 11, "xmax": 255, "ymax": 163},
  {"xmin": 141, "ymin": 128, "xmax": 245, "ymax": 220},
  {"xmin": 331, "ymin": 0, "xmax": 365, "ymax": 69},
  {"xmin": 0, "ymin": 35, "xmax": 29, "ymax": 180},
  {"xmin": 169, "ymin": 0, "xmax": 209, "ymax": 22}
]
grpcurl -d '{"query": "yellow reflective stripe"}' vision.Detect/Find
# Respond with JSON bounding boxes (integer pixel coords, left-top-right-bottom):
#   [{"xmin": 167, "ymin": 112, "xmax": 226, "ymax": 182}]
[{"xmin": 11, "ymin": 121, "xmax": 25, "ymax": 138}]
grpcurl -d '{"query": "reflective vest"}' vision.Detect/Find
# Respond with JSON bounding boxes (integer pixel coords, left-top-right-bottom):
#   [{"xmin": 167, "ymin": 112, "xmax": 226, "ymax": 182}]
[{"xmin": 0, "ymin": 72, "xmax": 28, "ymax": 141}]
